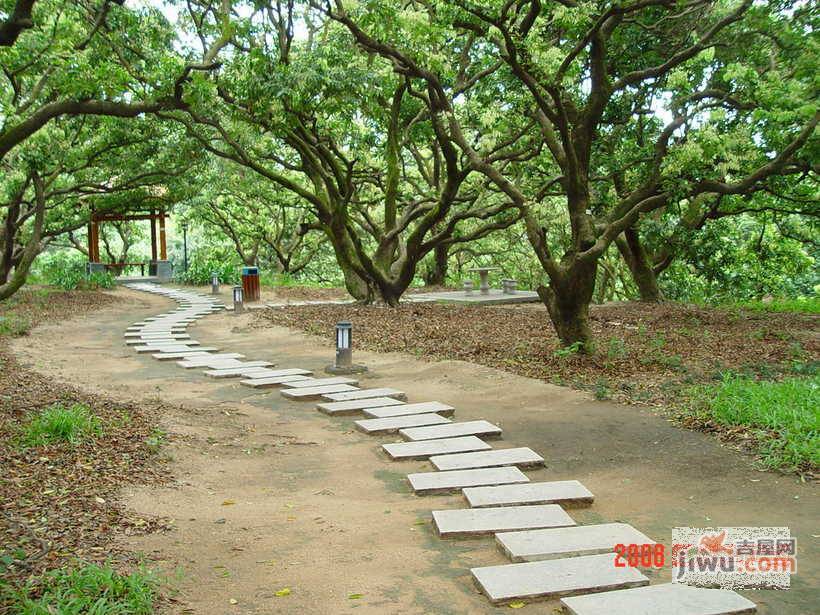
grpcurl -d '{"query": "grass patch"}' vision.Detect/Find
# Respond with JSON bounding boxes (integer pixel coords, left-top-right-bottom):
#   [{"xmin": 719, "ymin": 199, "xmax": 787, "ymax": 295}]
[
  {"xmin": 0, "ymin": 314, "xmax": 31, "ymax": 337},
  {"xmin": 1, "ymin": 562, "xmax": 157, "ymax": 614},
  {"xmin": 19, "ymin": 403, "xmax": 102, "ymax": 447},
  {"xmin": 688, "ymin": 375, "xmax": 819, "ymax": 471},
  {"xmin": 719, "ymin": 296, "xmax": 820, "ymax": 314}
]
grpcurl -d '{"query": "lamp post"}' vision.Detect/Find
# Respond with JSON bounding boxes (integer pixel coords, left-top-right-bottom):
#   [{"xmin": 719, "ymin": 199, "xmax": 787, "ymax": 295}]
[
  {"xmin": 181, "ymin": 221, "xmax": 189, "ymax": 272},
  {"xmin": 326, "ymin": 320, "xmax": 367, "ymax": 374},
  {"xmin": 211, "ymin": 272, "xmax": 220, "ymax": 295},
  {"xmin": 233, "ymin": 285, "xmax": 244, "ymax": 314}
]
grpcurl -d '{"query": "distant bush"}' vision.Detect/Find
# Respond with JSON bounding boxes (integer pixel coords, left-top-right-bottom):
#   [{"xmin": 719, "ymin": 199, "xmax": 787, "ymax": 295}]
[
  {"xmin": 19, "ymin": 403, "xmax": 102, "ymax": 447},
  {"xmin": 32, "ymin": 251, "xmax": 116, "ymax": 290},
  {"xmin": 174, "ymin": 246, "xmax": 241, "ymax": 286}
]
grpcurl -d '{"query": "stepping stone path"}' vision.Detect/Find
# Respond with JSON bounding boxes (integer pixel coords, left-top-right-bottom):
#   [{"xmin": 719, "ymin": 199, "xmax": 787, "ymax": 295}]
[
  {"xmin": 432, "ymin": 504, "xmax": 575, "ymax": 538},
  {"xmin": 430, "ymin": 447, "xmax": 544, "ymax": 470},
  {"xmin": 471, "ymin": 553, "xmax": 649, "ymax": 604},
  {"xmin": 496, "ymin": 522, "xmax": 654, "ymax": 561},
  {"xmin": 122, "ymin": 282, "xmax": 758, "ymax": 614},
  {"xmin": 463, "ymin": 480, "xmax": 594, "ymax": 508},
  {"xmin": 382, "ymin": 436, "xmax": 492, "ymax": 460}
]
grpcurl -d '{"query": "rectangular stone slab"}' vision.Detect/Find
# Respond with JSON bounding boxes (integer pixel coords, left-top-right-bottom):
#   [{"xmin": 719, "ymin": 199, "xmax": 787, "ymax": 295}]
[
  {"xmin": 241, "ymin": 368, "xmax": 312, "ymax": 378},
  {"xmin": 463, "ymin": 480, "xmax": 594, "ymax": 509},
  {"xmin": 470, "ymin": 553, "xmax": 648, "ymax": 605},
  {"xmin": 203, "ymin": 366, "xmax": 277, "ymax": 379},
  {"xmin": 321, "ymin": 388, "xmax": 407, "ymax": 402},
  {"xmin": 383, "ymin": 436, "xmax": 491, "ymax": 460},
  {"xmin": 177, "ymin": 358, "xmax": 244, "ymax": 368},
  {"xmin": 433, "ymin": 504, "xmax": 575, "ymax": 538},
  {"xmin": 153, "ymin": 351, "xmax": 214, "ymax": 361},
  {"xmin": 127, "ymin": 337, "xmax": 191, "ymax": 345},
  {"xmin": 281, "ymin": 377, "xmax": 359, "ymax": 389},
  {"xmin": 280, "ymin": 384, "xmax": 359, "ymax": 399},
  {"xmin": 400, "ymin": 420, "xmax": 502, "ymax": 441},
  {"xmin": 135, "ymin": 345, "xmax": 204, "ymax": 353},
  {"xmin": 316, "ymin": 397, "xmax": 405, "ymax": 416},
  {"xmin": 240, "ymin": 375, "xmax": 313, "ymax": 388},
  {"xmin": 431, "ymin": 447, "xmax": 544, "ymax": 471},
  {"xmin": 355, "ymin": 413, "xmax": 451, "ymax": 434},
  {"xmin": 561, "ymin": 583, "xmax": 757, "ymax": 615},
  {"xmin": 363, "ymin": 401, "xmax": 455, "ymax": 418},
  {"xmin": 497, "ymin": 523, "xmax": 654, "ymax": 562},
  {"xmin": 408, "ymin": 467, "xmax": 530, "ymax": 495},
  {"xmin": 198, "ymin": 361, "xmax": 272, "ymax": 375}
]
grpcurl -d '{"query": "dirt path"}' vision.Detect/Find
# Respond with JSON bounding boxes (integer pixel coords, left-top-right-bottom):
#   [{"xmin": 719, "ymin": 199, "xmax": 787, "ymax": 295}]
[{"xmin": 11, "ymin": 287, "xmax": 818, "ymax": 614}]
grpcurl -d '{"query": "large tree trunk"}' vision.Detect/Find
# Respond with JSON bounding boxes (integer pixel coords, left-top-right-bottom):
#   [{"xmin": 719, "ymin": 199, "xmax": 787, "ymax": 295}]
[
  {"xmin": 424, "ymin": 243, "xmax": 448, "ymax": 286},
  {"xmin": 615, "ymin": 227, "xmax": 663, "ymax": 302},
  {"xmin": 0, "ymin": 175, "xmax": 45, "ymax": 301},
  {"xmin": 537, "ymin": 258, "xmax": 598, "ymax": 351}
]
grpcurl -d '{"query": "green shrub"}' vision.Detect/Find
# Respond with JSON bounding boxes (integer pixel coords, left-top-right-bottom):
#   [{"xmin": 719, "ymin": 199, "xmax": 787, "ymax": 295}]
[
  {"xmin": 0, "ymin": 314, "xmax": 31, "ymax": 337},
  {"xmin": 32, "ymin": 251, "xmax": 116, "ymax": 290},
  {"xmin": 688, "ymin": 375, "xmax": 820, "ymax": 470},
  {"xmin": 19, "ymin": 403, "xmax": 102, "ymax": 447},
  {"xmin": 174, "ymin": 246, "xmax": 241, "ymax": 286},
  {"xmin": 1, "ymin": 562, "xmax": 157, "ymax": 614}
]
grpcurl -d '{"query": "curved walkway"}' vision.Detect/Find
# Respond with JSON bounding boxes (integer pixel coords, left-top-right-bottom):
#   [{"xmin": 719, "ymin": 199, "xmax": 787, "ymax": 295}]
[{"xmin": 122, "ymin": 282, "xmax": 758, "ymax": 614}]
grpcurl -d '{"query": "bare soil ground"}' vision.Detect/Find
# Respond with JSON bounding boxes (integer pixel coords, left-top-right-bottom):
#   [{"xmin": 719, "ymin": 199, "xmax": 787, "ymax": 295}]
[
  {"xmin": 0, "ymin": 289, "xmax": 171, "ymax": 596},
  {"xmin": 8, "ymin": 285, "xmax": 818, "ymax": 614}
]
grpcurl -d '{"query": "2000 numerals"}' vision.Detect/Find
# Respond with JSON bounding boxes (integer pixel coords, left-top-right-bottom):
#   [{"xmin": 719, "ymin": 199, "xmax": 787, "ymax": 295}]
[{"xmin": 614, "ymin": 543, "xmax": 666, "ymax": 568}]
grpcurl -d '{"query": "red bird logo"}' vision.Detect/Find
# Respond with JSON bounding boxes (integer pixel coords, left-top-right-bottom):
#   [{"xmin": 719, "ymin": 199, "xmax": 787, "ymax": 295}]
[{"xmin": 699, "ymin": 530, "xmax": 734, "ymax": 555}]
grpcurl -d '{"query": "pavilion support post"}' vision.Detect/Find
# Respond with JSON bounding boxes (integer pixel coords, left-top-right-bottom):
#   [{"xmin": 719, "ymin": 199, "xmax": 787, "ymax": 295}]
[
  {"xmin": 150, "ymin": 212, "xmax": 158, "ymax": 262},
  {"xmin": 158, "ymin": 212, "xmax": 167, "ymax": 260}
]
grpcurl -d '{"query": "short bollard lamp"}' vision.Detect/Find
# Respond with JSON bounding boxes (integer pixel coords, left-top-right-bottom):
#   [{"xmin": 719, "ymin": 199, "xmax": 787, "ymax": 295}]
[
  {"xmin": 211, "ymin": 272, "xmax": 220, "ymax": 294},
  {"xmin": 326, "ymin": 320, "xmax": 367, "ymax": 374},
  {"xmin": 233, "ymin": 285, "xmax": 244, "ymax": 313}
]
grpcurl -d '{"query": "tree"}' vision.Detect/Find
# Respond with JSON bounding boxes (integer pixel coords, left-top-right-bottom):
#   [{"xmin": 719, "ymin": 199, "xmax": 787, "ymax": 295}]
[
  {"xmin": 326, "ymin": 0, "xmax": 818, "ymax": 347},
  {"xmin": 168, "ymin": 1, "xmax": 520, "ymax": 304}
]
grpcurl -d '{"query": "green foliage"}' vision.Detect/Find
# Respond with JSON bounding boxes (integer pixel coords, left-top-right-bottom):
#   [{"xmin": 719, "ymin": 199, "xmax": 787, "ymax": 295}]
[
  {"xmin": 0, "ymin": 314, "xmax": 31, "ymax": 337},
  {"xmin": 19, "ymin": 403, "xmax": 102, "ymax": 448},
  {"xmin": 32, "ymin": 251, "xmax": 115, "ymax": 290},
  {"xmin": 688, "ymin": 375, "xmax": 820, "ymax": 471},
  {"xmin": 722, "ymin": 296, "xmax": 820, "ymax": 315},
  {"xmin": 174, "ymin": 246, "xmax": 241, "ymax": 286},
  {"xmin": 553, "ymin": 341, "xmax": 584, "ymax": 359},
  {"xmin": 0, "ymin": 562, "xmax": 157, "ymax": 614}
]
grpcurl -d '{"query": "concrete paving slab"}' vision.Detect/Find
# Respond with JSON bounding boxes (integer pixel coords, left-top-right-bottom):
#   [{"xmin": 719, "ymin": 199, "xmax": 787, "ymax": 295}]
[
  {"xmin": 431, "ymin": 447, "xmax": 544, "ymax": 471},
  {"xmin": 496, "ymin": 523, "xmax": 654, "ymax": 562},
  {"xmin": 135, "ymin": 345, "xmax": 202, "ymax": 353},
  {"xmin": 408, "ymin": 467, "xmax": 530, "ymax": 495},
  {"xmin": 362, "ymin": 401, "xmax": 455, "ymax": 418},
  {"xmin": 433, "ymin": 505, "xmax": 574, "ymax": 538},
  {"xmin": 280, "ymin": 384, "xmax": 359, "ymax": 399},
  {"xmin": 400, "ymin": 420, "xmax": 502, "ymax": 441},
  {"xmin": 316, "ymin": 397, "xmax": 406, "ymax": 415},
  {"xmin": 280, "ymin": 377, "xmax": 359, "ymax": 388},
  {"xmin": 355, "ymin": 413, "xmax": 451, "ymax": 434},
  {"xmin": 239, "ymin": 375, "xmax": 313, "ymax": 388},
  {"xmin": 153, "ymin": 351, "xmax": 214, "ymax": 360},
  {"xmin": 382, "ymin": 436, "xmax": 491, "ymax": 460},
  {"xmin": 463, "ymin": 480, "xmax": 594, "ymax": 509},
  {"xmin": 321, "ymin": 388, "xmax": 407, "ymax": 401},
  {"xmin": 203, "ymin": 366, "xmax": 277, "ymax": 379},
  {"xmin": 240, "ymin": 368, "xmax": 312, "ymax": 378},
  {"xmin": 561, "ymin": 583, "xmax": 757, "ymax": 615},
  {"xmin": 470, "ymin": 553, "xmax": 648, "ymax": 605},
  {"xmin": 177, "ymin": 356, "xmax": 244, "ymax": 368}
]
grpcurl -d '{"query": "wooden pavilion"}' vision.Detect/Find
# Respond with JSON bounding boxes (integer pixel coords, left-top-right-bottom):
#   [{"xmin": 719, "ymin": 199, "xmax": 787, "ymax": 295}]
[{"xmin": 87, "ymin": 208, "xmax": 170, "ymax": 279}]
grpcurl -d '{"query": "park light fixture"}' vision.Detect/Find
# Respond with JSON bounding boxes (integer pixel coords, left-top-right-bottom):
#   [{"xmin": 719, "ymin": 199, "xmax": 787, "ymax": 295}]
[
  {"xmin": 233, "ymin": 285, "xmax": 244, "ymax": 313},
  {"xmin": 326, "ymin": 320, "xmax": 367, "ymax": 374},
  {"xmin": 211, "ymin": 271, "xmax": 220, "ymax": 294}
]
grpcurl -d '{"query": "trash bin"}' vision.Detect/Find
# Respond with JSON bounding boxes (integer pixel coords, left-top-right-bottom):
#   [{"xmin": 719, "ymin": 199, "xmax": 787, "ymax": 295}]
[{"xmin": 241, "ymin": 266, "xmax": 260, "ymax": 302}]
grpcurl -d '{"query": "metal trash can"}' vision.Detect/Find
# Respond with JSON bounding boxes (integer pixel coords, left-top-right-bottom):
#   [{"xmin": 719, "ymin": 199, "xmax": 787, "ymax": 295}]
[{"xmin": 241, "ymin": 266, "xmax": 260, "ymax": 302}]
